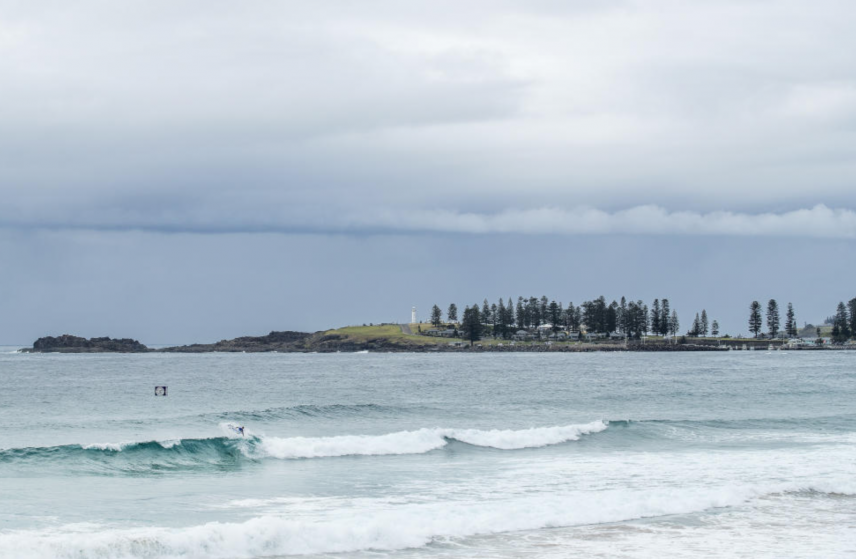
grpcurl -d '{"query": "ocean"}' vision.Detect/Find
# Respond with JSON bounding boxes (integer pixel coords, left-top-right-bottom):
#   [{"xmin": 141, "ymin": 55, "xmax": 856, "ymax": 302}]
[{"xmin": 0, "ymin": 348, "xmax": 854, "ymax": 558}]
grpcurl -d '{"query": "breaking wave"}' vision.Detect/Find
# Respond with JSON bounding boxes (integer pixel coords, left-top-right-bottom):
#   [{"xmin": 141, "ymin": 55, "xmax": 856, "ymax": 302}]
[
  {"xmin": 256, "ymin": 421, "xmax": 608, "ymax": 459},
  {"xmin": 0, "ymin": 421, "xmax": 608, "ymax": 471},
  {"xmin": 2, "ymin": 481, "xmax": 853, "ymax": 559}
]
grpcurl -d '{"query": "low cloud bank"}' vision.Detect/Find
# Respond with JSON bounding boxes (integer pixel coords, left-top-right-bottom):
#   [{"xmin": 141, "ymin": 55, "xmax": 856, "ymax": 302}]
[
  {"xmin": 3, "ymin": 204, "xmax": 855, "ymax": 238},
  {"xmin": 365, "ymin": 204, "xmax": 856, "ymax": 238}
]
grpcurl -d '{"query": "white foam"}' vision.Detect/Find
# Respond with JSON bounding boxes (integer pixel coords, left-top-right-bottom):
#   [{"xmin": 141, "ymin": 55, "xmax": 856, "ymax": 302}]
[
  {"xmin": 79, "ymin": 438, "xmax": 184, "ymax": 451},
  {"xmin": 258, "ymin": 428, "xmax": 448, "ymax": 459},
  {"xmin": 449, "ymin": 420, "xmax": 608, "ymax": 450},
  {"xmin": 80, "ymin": 442, "xmax": 131, "ymax": 451},
  {"xmin": 5, "ymin": 482, "xmax": 844, "ymax": 559},
  {"xmin": 255, "ymin": 421, "xmax": 608, "ymax": 459}
]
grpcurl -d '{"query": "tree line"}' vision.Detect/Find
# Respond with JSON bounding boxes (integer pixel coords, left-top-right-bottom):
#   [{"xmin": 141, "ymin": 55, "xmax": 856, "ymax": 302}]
[
  {"xmin": 745, "ymin": 298, "xmax": 856, "ymax": 342},
  {"xmin": 829, "ymin": 298, "xmax": 856, "ymax": 342},
  {"xmin": 747, "ymin": 299, "xmax": 798, "ymax": 339},
  {"xmin": 426, "ymin": 296, "xmax": 856, "ymax": 345},
  {"xmin": 429, "ymin": 296, "xmax": 699, "ymax": 344}
]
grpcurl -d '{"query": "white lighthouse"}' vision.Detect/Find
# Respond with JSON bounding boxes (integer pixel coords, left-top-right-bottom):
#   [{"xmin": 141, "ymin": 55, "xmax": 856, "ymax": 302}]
[{"xmin": 411, "ymin": 307, "xmax": 417, "ymax": 324}]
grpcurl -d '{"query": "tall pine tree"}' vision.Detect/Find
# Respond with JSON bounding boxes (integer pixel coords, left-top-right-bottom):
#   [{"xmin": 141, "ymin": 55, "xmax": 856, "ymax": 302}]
[
  {"xmin": 848, "ymin": 298, "xmax": 856, "ymax": 340},
  {"xmin": 749, "ymin": 301, "xmax": 763, "ymax": 338},
  {"xmin": 785, "ymin": 303, "xmax": 797, "ymax": 337},
  {"xmin": 651, "ymin": 299, "xmax": 661, "ymax": 338},
  {"xmin": 461, "ymin": 305, "xmax": 482, "ymax": 346},
  {"xmin": 660, "ymin": 299, "xmax": 671, "ymax": 336},
  {"xmin": 496, "ymin": 299, "xmax": 507, "ymax": 339},
  {"xmin": 549, "ymin": 301, "xmax": 561, "ymax": 332},
  {"xmin": 447, "ymin": 303, "xmax": 458, "ymax": 323},
  {"xmin": 430, "ymin": 305, "xmax": 442, "ymax": 327},
  {"xmin": 833, "ymin": 301, "xmax": 851, "ymax": 342},
  {"xmin": 767, "ymin": 299, "xmax": 780, "ymax": 338}
]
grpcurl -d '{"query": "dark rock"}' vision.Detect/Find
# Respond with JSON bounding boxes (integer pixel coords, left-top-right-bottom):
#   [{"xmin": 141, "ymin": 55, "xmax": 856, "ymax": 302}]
[
  {"xmin": 26, "ymin": 335, "xmax": 149, "ymax": 353},
  {"xmin": 159, "ymin": 331, "xmax": 313, "ymax": 353}
]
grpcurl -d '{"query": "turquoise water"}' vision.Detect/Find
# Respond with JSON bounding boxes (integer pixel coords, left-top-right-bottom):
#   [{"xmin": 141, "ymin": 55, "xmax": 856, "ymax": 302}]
[{"xmin": 1, "ymin": 349, "xmax": 854, "ymax": 558}]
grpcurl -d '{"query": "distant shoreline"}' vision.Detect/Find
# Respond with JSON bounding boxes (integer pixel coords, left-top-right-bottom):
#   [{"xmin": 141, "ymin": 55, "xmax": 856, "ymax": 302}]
[{"xmin": 19, "ymin": 327, "xmax": 851, "ymax": 354}]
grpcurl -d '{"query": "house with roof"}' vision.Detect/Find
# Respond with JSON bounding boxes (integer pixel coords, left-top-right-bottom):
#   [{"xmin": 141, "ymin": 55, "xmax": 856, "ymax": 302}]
[{"xmin": 512, "ymin": 330, "xmax": 533, "ymax": 341}]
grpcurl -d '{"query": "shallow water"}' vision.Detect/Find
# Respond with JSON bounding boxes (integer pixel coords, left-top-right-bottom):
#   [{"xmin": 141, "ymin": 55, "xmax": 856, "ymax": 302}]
[{"xmin": 1, "ymin": 349, "xmax": 854, "ymax": 558}]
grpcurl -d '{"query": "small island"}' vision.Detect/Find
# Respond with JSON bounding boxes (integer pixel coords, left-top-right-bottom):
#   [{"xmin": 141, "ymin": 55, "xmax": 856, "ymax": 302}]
[{"xmin": 22, "ymin": 335, "xmax": 150, "ymax": 353}]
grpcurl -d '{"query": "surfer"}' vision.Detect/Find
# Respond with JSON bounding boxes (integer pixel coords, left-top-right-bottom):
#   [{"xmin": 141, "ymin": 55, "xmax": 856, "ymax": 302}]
[{"xmin": 236, "ymin": 425, "xmax": 245, "ymax": 436}]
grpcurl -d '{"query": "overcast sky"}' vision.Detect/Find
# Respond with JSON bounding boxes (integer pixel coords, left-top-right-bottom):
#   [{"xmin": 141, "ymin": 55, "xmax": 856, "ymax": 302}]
[{"xmin": 1, "ymin": 0, "xmax": 855, "ymax": 344}]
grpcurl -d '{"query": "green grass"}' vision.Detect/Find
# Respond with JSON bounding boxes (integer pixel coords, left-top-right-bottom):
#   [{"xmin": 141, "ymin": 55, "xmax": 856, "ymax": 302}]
[
  {"xmin": 324, "ymin": 325, "xmax": 793, "ymax": 348},
  {"xmin": 324, "ymin": 325, "xmax": 442, "ymax": 346}
]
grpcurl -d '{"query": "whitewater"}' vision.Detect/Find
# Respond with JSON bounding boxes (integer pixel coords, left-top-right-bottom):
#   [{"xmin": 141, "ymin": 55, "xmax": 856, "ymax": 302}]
[{"xmin": 1, "ymin": 350, "xmax": 855, "ymax": 558}]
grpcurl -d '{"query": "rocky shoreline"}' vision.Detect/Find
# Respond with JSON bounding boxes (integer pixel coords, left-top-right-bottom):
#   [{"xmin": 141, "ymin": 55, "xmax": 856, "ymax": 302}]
[{"xmin": 20, "ymin": 331, "xmax": 841, "ymax": 354}]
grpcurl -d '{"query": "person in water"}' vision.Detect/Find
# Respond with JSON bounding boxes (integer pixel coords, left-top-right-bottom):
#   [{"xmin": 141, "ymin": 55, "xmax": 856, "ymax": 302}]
[{"xmin": 237, "ymin": 426, "xmax": 245, "ymax": 436}]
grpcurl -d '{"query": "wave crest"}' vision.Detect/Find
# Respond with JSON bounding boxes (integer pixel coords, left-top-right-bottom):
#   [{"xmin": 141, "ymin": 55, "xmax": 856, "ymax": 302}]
[
  {"xmin": 256, "ymin": 421, "xmax": 608, "ymax": 459},
  {"xmin": 0, "ymin": 422, "xmax": 608, "ymax": 469}
]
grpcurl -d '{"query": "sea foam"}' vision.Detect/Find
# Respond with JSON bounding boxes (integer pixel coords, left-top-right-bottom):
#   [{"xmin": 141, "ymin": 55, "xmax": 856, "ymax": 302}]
[
  {"xmin": 3, "ymin": 481, "xmax": 850, "ymax": 559},
  {"xmin": 255, "ymin": 421, "xmax": 608, "ymax": 459}
]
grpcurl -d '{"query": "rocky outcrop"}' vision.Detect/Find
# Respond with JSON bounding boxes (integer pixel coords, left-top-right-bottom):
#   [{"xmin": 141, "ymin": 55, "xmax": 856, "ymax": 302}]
[
  {"xmin": 160, "ymin": 331, "xmax": 313, "ymax": 353},
  {"xmin": 25, "ymin": 335, "xmax": 150, "ymax": 353}
]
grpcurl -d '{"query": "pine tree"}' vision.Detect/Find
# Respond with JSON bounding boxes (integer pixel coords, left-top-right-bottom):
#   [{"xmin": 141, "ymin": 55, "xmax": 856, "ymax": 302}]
[
  {"xmin": 540, "ymin": 296, "xmax": 549, "ymax": 327},
  {"xmin": 482, "ymin": 299, "xmax": 491, "ymax": 326},
  {"xmin": 701, "ymin": 309, "xmax": 709, "ymax": 337},
  {"xmin": 496, "ymin": 299, "xmax": 507, "ymax": 339},
  {"xmin": 619, "ymin": 297, "xmax": 628, "ymax": 334},
  {"xmin": 530, "ymin": 297, "xmax": 542, "ymax": 329},
  {"xmin": 785, "ymin": 303, "xmax": 796, "ymax": 337},
  {"xmin": 651, "ymin": 299, "xmax": 661, "ymax": 338},
  {"xmin": 447, "ymin": 304, "xmax": 458, "ymax": 323},
  {"xmin": 767, "ymin": 299, "xmax": 780, "ymax": 338},
  {"xmin": 692, "ymin": 313, "xmax": 701, "ymax": 337},
  {"xmin": 506, "ymin": 298, "xmax": 515, "ymax": 336},
  {"xmin": 833, "ymin": 301, "xmax": 850, "ymax": 342},
  {"xmin": 670, "ymin": 310, "xmax": 680, "ymax": 337},
  {"xmin": 461, "ymin": 305, "xmax": 482, "ymax": 346},
  {"xmin": 848, "ymin": 298, "xmax": 856, "ymax": 340},
  {"xmin": 430, "ymin": 305, "xmax": 442, "ymax": 327},
  {"xmin": 549, "ymin": 300, "xmax": 561, "ymax": 332},
  {"xmin": 711, "ymin": 320, "xmax": 719, "ymax": 337},
  {"xmin": 516, "ymin": 297, "xmax": 525, "ymax": 330},
  {"xmin": 749, "ymin": 301, "xmax": 763, "ymax": 338},
  {"xmin": 661, "ymin": 299, "xmax": 671, "ymax": 336},
  {"xmin": 606, "ymin": 302, "xmax": 618, "ymax": 334},
  {"xmin": 641, "ymin": 303, "xmax": 649, "ymax": 335}
]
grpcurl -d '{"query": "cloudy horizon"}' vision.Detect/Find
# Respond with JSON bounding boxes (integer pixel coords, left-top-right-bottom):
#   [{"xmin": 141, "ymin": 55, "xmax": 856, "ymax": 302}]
[{"xmin": 2, "ymin": 0, "xmax": 855, "ymax": 344}]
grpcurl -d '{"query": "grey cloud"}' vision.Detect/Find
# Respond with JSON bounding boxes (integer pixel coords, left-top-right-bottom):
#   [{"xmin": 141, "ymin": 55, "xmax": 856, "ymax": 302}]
[
  {"xmin": 3, "ymin": 202, "xmax": 855, "ymax": 239},
  {"xmin": 2, "ymin": 0, "xmax": 856, "ymax": 217}
]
